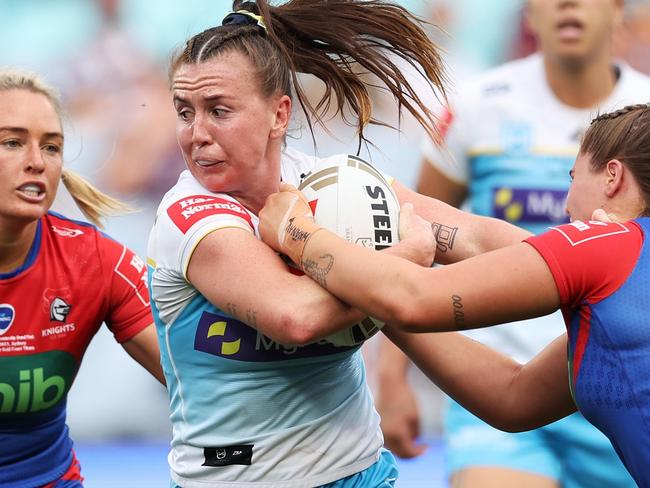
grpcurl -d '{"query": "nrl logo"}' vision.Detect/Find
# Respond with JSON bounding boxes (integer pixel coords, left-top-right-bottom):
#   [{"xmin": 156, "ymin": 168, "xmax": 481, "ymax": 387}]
[{"xmin": 50, "ymin": 297, "xmax": 72, "ymax": 322}]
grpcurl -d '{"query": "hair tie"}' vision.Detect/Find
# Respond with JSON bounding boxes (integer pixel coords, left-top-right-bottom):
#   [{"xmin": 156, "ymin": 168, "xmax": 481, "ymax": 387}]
[{"xmin": 222, "ymin": 10, "xmax": 267, "ymax": 32}]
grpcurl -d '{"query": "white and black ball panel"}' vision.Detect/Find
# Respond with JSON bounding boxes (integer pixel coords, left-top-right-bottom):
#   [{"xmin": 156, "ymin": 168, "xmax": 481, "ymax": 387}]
[
  {"xmin": 297, "ymin": 155, "xmax": 400, "ymax": 347},
  {"xmin": 298, "ymin": 155, "xmax": 400, "ymax": 252}
]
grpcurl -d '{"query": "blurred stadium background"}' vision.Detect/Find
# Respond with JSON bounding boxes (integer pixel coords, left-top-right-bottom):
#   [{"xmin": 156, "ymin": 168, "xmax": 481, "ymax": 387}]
[{"xmin": 2, "ymin": 0, "xmax": 649, "ymax": 486}]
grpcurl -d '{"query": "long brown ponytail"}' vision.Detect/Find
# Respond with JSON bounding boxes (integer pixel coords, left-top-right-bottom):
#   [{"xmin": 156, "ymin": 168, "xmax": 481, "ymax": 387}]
[{"xmin": 170, "ymin": 0, "xmax": 447, "ymax": 149}]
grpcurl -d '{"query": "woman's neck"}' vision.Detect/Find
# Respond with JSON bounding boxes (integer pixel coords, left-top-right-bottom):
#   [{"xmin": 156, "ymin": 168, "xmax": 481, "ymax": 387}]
[
  {"xmin": 544, "ymin": 53, "xmax": 617, "ymax": 109},
  {"xmin": 0, "ymin": 220, "xmax": 39, "ymax": 274}
]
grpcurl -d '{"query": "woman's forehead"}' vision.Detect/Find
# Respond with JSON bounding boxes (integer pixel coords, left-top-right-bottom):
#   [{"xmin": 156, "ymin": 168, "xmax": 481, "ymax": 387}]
[{"xmin": 174, "ymin": 53, "xmax": 255, "ymax": 84}]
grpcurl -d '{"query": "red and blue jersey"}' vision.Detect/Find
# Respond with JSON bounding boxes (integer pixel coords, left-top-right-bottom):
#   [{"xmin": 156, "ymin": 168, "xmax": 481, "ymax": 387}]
[
  {"xmin": 526, "ymin": 218, "xmax": 650, "ymax": 486},
  {"xmin": 0, "ymin": 212, "xmax": 152, "ymax": 487}
]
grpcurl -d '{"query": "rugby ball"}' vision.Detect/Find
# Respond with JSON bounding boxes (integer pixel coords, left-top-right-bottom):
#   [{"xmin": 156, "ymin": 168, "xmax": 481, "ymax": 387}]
[{"xmin": 298, "ymin": 155, "xmax": 400, "ymax": 347}]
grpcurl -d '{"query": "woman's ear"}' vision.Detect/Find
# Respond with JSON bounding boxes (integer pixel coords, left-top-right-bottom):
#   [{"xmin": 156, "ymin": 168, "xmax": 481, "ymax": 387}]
[
  {"xmin": 604, "ymin": 159, "xmax": 624, "ymax": 197},
  {"xmin": 269, "ymin": 94, "xmax": 292, "ymax": 140}
]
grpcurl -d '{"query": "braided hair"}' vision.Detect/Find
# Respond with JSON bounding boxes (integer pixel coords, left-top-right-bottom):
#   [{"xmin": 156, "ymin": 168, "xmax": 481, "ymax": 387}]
[{"xmin": 581, "ymin": 103, "xmax": 650, "ymax": 215}]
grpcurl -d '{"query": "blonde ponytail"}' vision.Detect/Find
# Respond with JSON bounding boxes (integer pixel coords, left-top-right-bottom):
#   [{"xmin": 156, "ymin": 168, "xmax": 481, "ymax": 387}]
[{"xmin": 61, "ymin": 170, "xmax": 133, "ymax": 228}]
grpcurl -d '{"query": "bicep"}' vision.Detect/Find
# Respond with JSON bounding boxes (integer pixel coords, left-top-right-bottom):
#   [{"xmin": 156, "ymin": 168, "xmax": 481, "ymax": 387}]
[
  {"xmin": 186, "ymin": 227, "xmax": 357, "ymax": 344},
  {"xmin": 187, "ymin": 227, "xmax": 299, "ymax": 327}
]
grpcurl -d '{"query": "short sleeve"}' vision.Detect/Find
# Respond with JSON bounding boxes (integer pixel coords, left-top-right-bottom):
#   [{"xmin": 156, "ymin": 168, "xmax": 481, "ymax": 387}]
[
  {"xmin": 160, "ymin": 194, "xmax": 255, "ymax": 278},
  {"xmin": 97, "ymin": 234, "xmax": 153, "ymax": 343},
  {"xmin": 420, "ymin": 98, "xmax": 470, "ymax": 184},
  {"xmin": 525, "ymin": 220, "xmax": 643, "ymax": 308}
]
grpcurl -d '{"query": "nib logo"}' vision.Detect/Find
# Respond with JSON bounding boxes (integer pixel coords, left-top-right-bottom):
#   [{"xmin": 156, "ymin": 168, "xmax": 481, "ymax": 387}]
[{"xmin": 0, "ymin": 305, "xmax": 15, "ymax": 336}]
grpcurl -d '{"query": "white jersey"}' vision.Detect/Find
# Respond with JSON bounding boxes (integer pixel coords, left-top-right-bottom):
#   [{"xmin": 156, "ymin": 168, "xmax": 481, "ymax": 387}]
[
  {"xmin": 146, "ymin": 147, "xmax": 382, "ymax": 488},
  {"xmin": 422, "ymin": 53, "xmax": 650, "ymax": 362}
]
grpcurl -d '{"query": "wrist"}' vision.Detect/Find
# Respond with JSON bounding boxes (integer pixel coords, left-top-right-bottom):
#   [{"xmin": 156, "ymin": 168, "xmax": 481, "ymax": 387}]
[{"xmin": 282, "ymin": 216, "xmax": 321, "ymax": 264}]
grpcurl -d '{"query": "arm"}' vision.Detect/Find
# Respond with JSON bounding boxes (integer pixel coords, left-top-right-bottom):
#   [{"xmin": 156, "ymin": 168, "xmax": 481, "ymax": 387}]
[
  {"xmin": 385, "ymin": 326, "xmax": 576, "ymax": 431},
  {"xmin": 121, "ymin": 324, "xmax": 166, "ymax": 385},
  {"xmin": 376, "ymin": 336, "xmax": 428, "ymax": 458},
  {"xmin": 393, "ymin": 178, "xmax": 531, "ymax": 265},
  {"xmin": 187, "ymin": 227, "xmax": 367, "ymax": 346},
  {"xmin": 416, "ymin": 155, "xmax": 467, "ymax": 206},
  {"xmin": 259, "ymin": 189, "xmax": 560, "ymax": 332}
]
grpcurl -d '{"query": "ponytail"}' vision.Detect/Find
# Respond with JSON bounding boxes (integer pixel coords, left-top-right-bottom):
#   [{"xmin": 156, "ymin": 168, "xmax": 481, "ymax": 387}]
[
  {"xmin": 171, "ymin": 0, "xmax": 447, "ymax": 148},
  {"xmin": 61, "ymin": 170, "xmax": 133, "ymax": 228}
]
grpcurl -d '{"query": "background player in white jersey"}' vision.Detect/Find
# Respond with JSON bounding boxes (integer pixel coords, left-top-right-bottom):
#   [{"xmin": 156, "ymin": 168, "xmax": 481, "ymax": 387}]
[{"xmin": 378, "ymin": 0, "xmax": 650, "ymax": 487}]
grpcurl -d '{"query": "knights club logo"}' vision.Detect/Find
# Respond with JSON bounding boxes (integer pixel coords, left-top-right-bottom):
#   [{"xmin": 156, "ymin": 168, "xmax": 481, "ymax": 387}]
[{"xmin": 50, "ymin": 297, "xmax": 72, "ymax": 322}]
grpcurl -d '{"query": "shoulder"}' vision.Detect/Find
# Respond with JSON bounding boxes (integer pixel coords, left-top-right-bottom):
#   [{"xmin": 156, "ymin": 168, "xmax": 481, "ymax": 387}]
[
  {"xmin": 455, "ymin": 54, "xmax": 541, "ymax": 104},
  {"xmin": 45, "ymin": 211, "xmax": 142, "ymax": 276},
  {"xmin": 616, "ymin": 62, "xmax": 650, "ymax": 91},
  {"xmin": 45, "ymin": 211, "xmax": 102, "ymax": 248},
  {"xmin": 528, "ymin": 220, "xmax": 641, "ymax": 255},
  {"xmin": 157, "ymin": 171, "xmax": 254, "ymax": 234},
  {"xmin": 526, "ymin": 220, "xmax": 643, "ymax": 306}
]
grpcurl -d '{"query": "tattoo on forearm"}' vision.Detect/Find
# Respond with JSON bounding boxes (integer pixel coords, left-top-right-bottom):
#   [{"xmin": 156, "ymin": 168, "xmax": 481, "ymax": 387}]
[
  {"xmin": 246, "ymin": 308, "xmax": 258, "ymax": 327},
  {"xmin": 302, "ymin": 253, "xmax": 334, "ymax": 288},
  {"xmin": 431, "ymin": 222, "xmax": 458, "ymax": 253},
  {"xmin": 451, "ymin": 294, "xmax": 466, "ymax": 329},
  {"xmin": 285, "ymin": 217, "xmax": 311, "ymax": 243},
  {"xmin": 226, "ymin": 302, "xmax": 238, "ymax": 318}
]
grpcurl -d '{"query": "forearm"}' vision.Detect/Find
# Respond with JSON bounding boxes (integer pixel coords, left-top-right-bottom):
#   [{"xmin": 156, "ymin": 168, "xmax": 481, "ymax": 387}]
[
  {"xmin": 393, "ymin": 181, "xmax": 530, "ymax": 264},
  {"xmin": 282, "ymin": 217, "xmax": 429, "ymax": 327},
  {"xmin": 385, "ymin": 326, "xmax": 575, "ymax": 431},
  {"xmin": 378, "ymin": 333, "xmax": 411, "ymax": 382},
  {"xmin": 122, "ymin": 325, "xmax": 166, "ymax": 386}
]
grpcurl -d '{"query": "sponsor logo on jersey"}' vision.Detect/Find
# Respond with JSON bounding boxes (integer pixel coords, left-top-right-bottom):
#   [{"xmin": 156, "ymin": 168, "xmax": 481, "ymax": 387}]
[
  {"xmin": 50, "ymin": 297, "xmax": 72, "ymax": 322},
  {"xmin": 203, "ymin": 444, "xmax": 254, "ymax": 467},
  {"xmin": 493, "ymin": 187, "xmax": 569, "ymax": 225},
  {"xmin": 194, "ymin": 312, "xmax": 353, "ymax": 361},
  {"xmin": 51, "ymin": 225, "xmax": 84, "ymax": 238},
  {"xmin": 114, "ymin": 248, "xmax": 149, "ymax": 307},
  {"xmin": 0, "ymin": 351, "xmax": 76, "ymax": 414},
  {"xmin": 0, "ymin": 305, "xmax": 15, "ymax": 336},
  {"xmin": 167, "ymin": 195, "xmax": 254, "ymax": 233}
]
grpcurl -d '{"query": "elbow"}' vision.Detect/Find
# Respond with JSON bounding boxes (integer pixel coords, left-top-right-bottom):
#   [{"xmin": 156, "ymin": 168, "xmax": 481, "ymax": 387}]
[
  {"xmin": 483, "ymin": 414, "xmax": 539, "ymax": 433},
  {"xmin": 273, "ymin": 311, "xmax": 322, "ymax": 346},
  {"xmin": 385, "ymin": 294, "xmax": 436, "ymax": 333}
]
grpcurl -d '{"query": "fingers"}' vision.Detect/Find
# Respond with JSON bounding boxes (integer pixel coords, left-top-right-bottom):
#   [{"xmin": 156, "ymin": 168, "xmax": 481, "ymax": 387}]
[
  {"xmin": 279, "ymin": 182, "xmax": 298, "ymax": 192},
  {"xmin": 383, "ymin": 421, "xmax": 428, "ymax": 458},
  {"xmin": 591, "ymin": 208, "xmax": 620, "ymax": 223}
]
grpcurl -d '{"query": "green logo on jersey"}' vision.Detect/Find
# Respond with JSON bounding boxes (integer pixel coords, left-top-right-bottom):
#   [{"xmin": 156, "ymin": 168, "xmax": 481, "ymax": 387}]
[{"xmin": 0, "ymin": 351, "xmax": 76, "ymax": 414}]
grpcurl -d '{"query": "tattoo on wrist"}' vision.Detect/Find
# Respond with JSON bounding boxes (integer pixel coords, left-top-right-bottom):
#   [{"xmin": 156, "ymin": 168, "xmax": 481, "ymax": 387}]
[
  {"xmin": 285, "ymin": 217, "xmax": 311, "ymax": 243},
  {"xmin": 431, "ymin": 222, "xmax": 458, "ymax": 253},
  {"xmin": 302, "ymin": 253, "xmax": 334, "ymax": 288},
  {"xmin": 451, "ymin": 294, "xmax": 466, "ymax": 329}
]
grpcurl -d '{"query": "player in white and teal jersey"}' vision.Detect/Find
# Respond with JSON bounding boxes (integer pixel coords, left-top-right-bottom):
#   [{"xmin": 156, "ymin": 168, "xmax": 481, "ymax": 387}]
[{"xmin": 147, "ymin": 147, "xmax": 393, "ymax": 488}]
